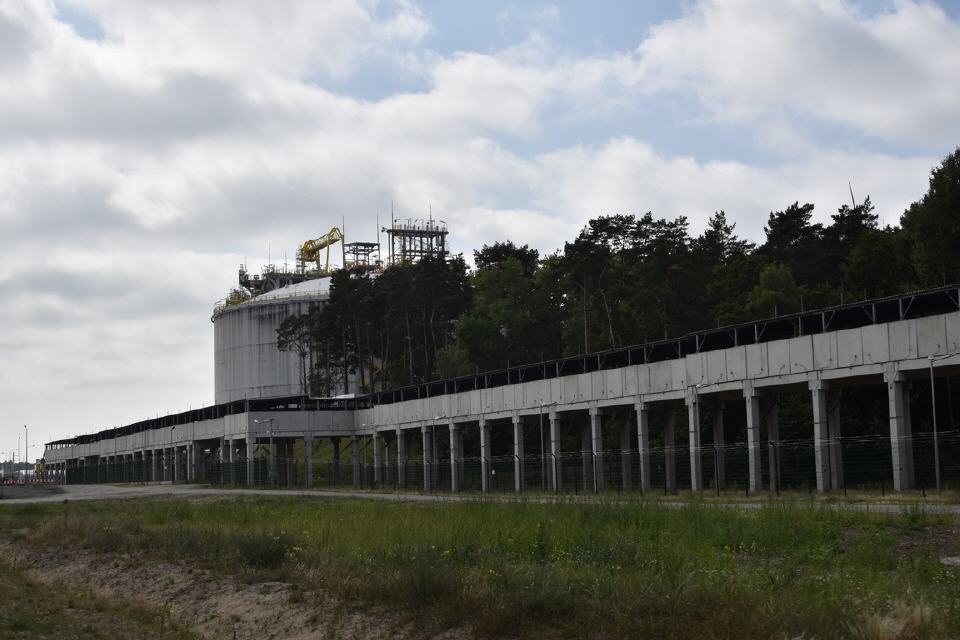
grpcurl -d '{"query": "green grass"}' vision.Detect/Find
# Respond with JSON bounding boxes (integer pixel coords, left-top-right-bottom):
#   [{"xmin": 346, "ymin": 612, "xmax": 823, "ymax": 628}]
[
  {"xmin": 3, "ymin": 497, "xmax": 960, "ymax": 638},
  {"xmin": 0, "ymin": 557, "xmax": 194, "ymax": 639}
]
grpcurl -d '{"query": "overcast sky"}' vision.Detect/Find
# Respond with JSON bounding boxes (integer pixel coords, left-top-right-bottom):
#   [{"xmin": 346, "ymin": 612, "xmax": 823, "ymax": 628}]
[{"xmin": 2, "ymin": 0, "xmax": 959, "ymax": 458}]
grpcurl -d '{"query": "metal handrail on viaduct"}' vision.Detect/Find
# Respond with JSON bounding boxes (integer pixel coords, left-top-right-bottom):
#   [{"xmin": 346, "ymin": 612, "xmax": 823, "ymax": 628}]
[{"xmin": 44, "ymin": 285, "xmax": 960, "ymax": 494}]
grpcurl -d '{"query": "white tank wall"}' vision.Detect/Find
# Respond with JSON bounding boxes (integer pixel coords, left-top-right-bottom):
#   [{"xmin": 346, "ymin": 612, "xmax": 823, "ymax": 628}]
[{"xmin": 214, "ymin": 296, "xmax": 324, "ymax": 404}]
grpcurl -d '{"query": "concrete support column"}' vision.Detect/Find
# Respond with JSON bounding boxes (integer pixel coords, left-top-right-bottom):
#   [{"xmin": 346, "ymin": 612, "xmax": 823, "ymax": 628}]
[
  {"xmin": 395, "ymin": 428, "xmax": 406, "ymax": 488},
  {"xmin": 886, "ymin": 367, "xmax": 914, "ymax": 491},
  {"xmin": 512, "ymin": 414, "xmax": 524, "ymax": 493},
  {"xmin": 245, "ymin": 438, "xmax": 256, "ymax": 486},
  {"xmin": 225, "ymin": 440, "xmax": 235, "ymax": 484},
  {"xmin": 372, "ymin": 433, "xmax": 382, "ymax": 487},
  {"xmin": 384, "ymin": 437, "xmax": 393, "ymax": 486},
  {"xmin": 422, "ymin": 427, "xmax": 433, "ymax": 491},
  {"xmin": 304, "ymin": 436, "xmax": 314, "ymax": 487},
  {"xmin": 152, "ymin": 450, "xmax": 160, "ymax": 483},
  {"xmin": 713, "ymin": 403, "xmax": 725, "ymax": 490},
  {"xmin": 331, "ymin": 437, "xmax": 341, "ymax": 485},
  {"xmin": 171, "ymin": 446, "xmax": 179, "ymax": 483},
  {"xmin": 766, "ymin": 401, "xmax": 780, "ymax": 492},
  {"xmin": 590, "ymin": 407, "xmax": 603, "ymax": 493},
  {"xmin": 580, "ymin": 422, "xmax": 592, "ymax": 491},
  {"xmin": 287, "ymin": 440, "xmax": 296, "ymax": 487},
  {"xmin": 217, "ymin": 441, "xmax": 226, "ymax": 484},
  {"xmin": 479, "ymin": 419, "xmax": 491, "ymax": 493},
  {"xmin": 548, "ymin": 411, "xmax": 561, "ymax": 492},
  {"xmin": 664, "ymin": 410, "xmax": 676, "ymax": 492},
  {"xmin": 635, "ymin": 402, "xmax": 651, "ymax": 494},
  {"xmin": 828, "ymin": 392, "xmax": 843, "ymax": 491},
  {"xmin": 454, "ymin": 422, "xmax": 465, "ymax": 488},
  {"xmin": 193, "ymin": 442, "xmax": 203, "ymax": 483},
  {"xmin": 620, "ymin": 419, "xmax": 632, "ymax": 491},
  {"xmin": 686, "ymin": 393, "xmax": 703, "ymax": 492},
  {"xmin": 352, "ymin": 436, "xmax": 361, "ymax": 487},
  {"xmin": 810, "ymin": 380, "xmax": 831, "ymax": 492},
  {"xmin": 448, "ymin": 422, "xmax": 460, "ymax": 493},
  {"xmin": 142, "ymin": 451, "xmax": 150, "ymax": 483},
  {"xmin": 745, "ymin": 388, "xmax": 762, "ymax": 493}
]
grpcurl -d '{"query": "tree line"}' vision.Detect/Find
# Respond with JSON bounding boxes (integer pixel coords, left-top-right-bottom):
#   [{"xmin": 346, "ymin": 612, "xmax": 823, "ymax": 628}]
[{"xmin": 280, "ymin": 147, "xmax": 960, "ymax": 396}]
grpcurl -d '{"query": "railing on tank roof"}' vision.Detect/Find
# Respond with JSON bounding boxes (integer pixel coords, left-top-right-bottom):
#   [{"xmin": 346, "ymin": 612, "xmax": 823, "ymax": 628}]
[{"xmin": 211, "ymin": 288, "xmax": 331, "ymax": 319}]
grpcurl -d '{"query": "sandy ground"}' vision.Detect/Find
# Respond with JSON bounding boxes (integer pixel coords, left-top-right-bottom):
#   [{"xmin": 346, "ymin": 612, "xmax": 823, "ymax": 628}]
[
  {"xmin": 0, "ymin": 540, "xmax": 469, "ymax": 640},
  {"xmin": 1, "ymin": 482, "xmax": 958, "ymax": 514}
]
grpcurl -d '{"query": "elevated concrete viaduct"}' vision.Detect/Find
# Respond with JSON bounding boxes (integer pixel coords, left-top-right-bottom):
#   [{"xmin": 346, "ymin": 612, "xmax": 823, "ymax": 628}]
[{"xmin": 45, "ymin": 287, "xmax": 960, "ymax": 494}]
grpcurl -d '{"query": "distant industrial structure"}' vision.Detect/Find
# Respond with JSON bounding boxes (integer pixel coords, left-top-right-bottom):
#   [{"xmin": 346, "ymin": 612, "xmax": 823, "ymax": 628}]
[
  {"xmin": 383, "ymin": 217, "xmax": 448, "ymax": 265},
  {"xmin": 212, "ymin": 216, "xmax": 450, "ymax": 404}
]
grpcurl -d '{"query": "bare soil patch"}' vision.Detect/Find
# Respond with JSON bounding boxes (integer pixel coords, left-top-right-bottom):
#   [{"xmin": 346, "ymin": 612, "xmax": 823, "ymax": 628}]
[
  {"xmin": 0, "ymin": 542, "xmax": 470, "ymax": 640},
  {"xmin": 894, "ymin": 524, "xmax": 960, "ymax": 560}
]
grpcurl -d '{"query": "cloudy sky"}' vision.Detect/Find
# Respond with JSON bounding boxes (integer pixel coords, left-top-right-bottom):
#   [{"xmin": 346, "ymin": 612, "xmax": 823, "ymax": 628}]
[{"xmin": 2, "ymin": 0, "xmax": 959, "ymax": 457}]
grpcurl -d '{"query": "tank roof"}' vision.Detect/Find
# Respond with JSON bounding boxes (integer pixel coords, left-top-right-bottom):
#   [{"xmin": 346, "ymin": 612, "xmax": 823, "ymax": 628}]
[{"xmin": 255, "ymin": 277, "xmax": 331, "ymax": 300}]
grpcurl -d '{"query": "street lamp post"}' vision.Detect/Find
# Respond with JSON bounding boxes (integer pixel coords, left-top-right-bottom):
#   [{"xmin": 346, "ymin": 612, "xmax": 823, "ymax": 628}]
[{"xmin": 928, "ymin": 354, "xmax": 954, "ymax": 492}]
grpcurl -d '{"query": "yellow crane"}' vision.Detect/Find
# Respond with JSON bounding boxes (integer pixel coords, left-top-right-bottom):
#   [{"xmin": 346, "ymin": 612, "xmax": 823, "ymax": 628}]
[{"xmin": 297, "ymin": 227, "xmax": 345, "ymax": 275}]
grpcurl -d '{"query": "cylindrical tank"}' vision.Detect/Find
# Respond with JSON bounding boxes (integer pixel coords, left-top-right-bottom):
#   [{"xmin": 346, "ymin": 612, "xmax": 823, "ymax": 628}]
[{"xmin": 212, "ymin": 278, "xmax": 329, "ymax": 404}]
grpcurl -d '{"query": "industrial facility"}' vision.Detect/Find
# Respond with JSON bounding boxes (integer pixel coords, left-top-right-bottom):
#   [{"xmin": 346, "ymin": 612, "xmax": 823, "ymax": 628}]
[
  {"xmin": 212, "ymin": 217, "xmax": 448, "ymax": 404},
  {"xmin": 44, "ymin": 264, "xmax": 960, "ymax": 495}
]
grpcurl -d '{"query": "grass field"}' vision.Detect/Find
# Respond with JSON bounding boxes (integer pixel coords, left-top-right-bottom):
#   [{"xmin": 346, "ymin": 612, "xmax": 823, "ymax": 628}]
[{"xmin": 3, "ymin": 497, "xmax": 959, "ymax": 638}]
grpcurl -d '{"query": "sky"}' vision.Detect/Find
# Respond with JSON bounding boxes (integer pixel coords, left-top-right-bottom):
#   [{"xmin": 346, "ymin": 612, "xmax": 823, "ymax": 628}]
[{"xmin": 2, "ymin": 0, "xmax": 959, "ymax": 459}]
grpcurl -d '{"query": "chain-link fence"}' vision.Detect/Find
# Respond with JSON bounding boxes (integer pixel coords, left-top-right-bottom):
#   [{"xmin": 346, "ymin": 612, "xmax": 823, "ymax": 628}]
[{"xmin": 62, "ymin": 430, "xmax": 960, "ymax": 498}]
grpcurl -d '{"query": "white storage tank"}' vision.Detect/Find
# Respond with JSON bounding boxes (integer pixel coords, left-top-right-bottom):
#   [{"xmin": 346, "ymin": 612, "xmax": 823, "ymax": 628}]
[{"xmin": 212, "ymin": 278, "xmax": 329, "ymax": 404}]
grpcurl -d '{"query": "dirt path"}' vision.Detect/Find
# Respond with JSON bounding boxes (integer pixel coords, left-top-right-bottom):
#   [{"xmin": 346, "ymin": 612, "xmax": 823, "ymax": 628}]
[{"xmin": 0, "ymin": 541, "xmax": 468, "ymax": 640}]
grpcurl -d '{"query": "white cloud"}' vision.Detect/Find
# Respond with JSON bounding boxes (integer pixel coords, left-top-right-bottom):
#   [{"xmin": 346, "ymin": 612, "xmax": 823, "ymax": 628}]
[
  {"xmin": 65, "ymin": 0, "xmax": 429, "ymax": 79},
  {"xmin": 534, "ymin": 138, "xmax": 935, "ymax": 240},
  {"xmin": 635, "ymin": 0, "xmax": 960, "ymax": 146}
]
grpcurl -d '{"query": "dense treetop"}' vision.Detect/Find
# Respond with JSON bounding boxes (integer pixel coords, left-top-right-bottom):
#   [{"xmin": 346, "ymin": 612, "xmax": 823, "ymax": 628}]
[{"xmin": 281, "ymin": 148, "xmax": 960, "ymax": 395}]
